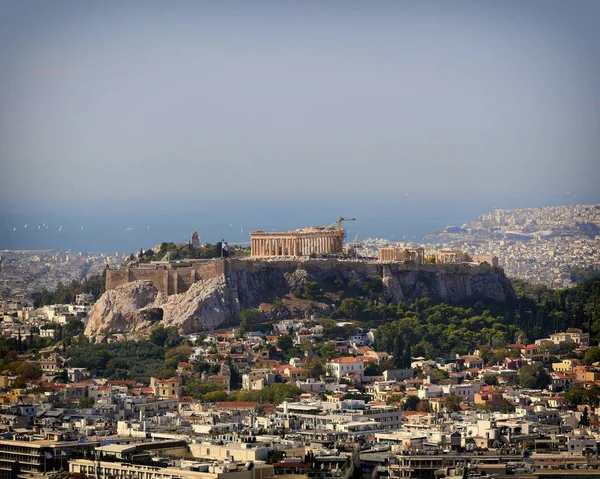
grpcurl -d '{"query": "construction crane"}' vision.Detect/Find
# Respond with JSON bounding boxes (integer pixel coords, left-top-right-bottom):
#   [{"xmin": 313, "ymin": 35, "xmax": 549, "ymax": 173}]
[{"xmin": 337, "ymin": 217, "xmax": 356, "ymax": 253}]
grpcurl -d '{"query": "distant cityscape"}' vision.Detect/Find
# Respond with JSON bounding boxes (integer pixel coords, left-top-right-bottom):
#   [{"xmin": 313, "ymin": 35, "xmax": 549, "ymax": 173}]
[
  {"xmin": 0, "ymin": 251, "xmax": 126, "ymax": 301},
  {"xmin": 360, "ymin": 203, "xmax": 600, "ymax": 289},
  {"xmin": 1, "ymin": 204, "xmax": 598, "ymax": 300}
]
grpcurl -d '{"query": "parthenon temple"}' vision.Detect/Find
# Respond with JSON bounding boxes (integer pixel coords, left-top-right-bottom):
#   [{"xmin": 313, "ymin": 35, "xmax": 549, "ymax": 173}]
[{"xmin": 250, "ymin": 226, "xmax": 341, "ymax": 257}]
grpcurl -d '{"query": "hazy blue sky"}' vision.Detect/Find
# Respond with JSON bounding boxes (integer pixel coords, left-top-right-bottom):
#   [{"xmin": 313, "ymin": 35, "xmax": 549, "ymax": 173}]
[{"xmin": 1, "ymin": 0, "xmax": 599, "ymax": 205}]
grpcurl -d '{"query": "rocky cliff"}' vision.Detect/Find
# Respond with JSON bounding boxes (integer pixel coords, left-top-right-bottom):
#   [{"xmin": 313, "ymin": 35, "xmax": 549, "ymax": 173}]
[
  {"xmin": 85, "ymin": 260, "xmax": 515, "ymax": 338},
  {"xmin": 85, "ymin": 276, "xmax": 239, "ymax": 338}
]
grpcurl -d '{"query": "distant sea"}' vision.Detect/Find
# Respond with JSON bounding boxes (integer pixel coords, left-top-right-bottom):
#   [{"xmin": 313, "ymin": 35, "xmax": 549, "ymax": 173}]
[{"xmin": 1, "ymin": 192, "xmax": 598, "ymax": 255}]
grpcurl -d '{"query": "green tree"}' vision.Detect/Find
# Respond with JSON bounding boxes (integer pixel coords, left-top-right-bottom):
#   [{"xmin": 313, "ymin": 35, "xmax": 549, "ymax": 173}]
[
  {"xmin": 403, "ymin": 395, "xmax": 420, "ymax": 411},
  {"xmin": 185, "ymin": 380, "xmax": 221, "ymax": 400},
  {"xmin": 362, "ymin": 277, "xmax": 384, "ymax": 295},
  {"xmin": 584, "ymin": 346, "xmax": 600, "ymax": 365},
  {"xmin": 79, "ymin": 397, "xmax": 96, "ymax": 408},
  {"xmin": 563, "ymin": 386, "xmax": 587, "ymax": 407},
  {"xmin": 445, "ymin": 395, "xmax": 462, "ymax": 412},
  {"xmin": 518, "ymin": 364, "xmax": 551, "ymax": 390},
  {"xmin": 239, "ymin": 317, "xmax": 248, "ymax": 338},
  {"xmin": 63, "ymin": 318, "xmax": 85, "ymax": 341},
  {"xmin": 318, "ymin": 341, "xmax": 337, "ymax": 361},
  {"xmin": 150, "ymin": 326, "xmax": 180, "ymax": 347},
  {"xmin": 204, "ymin": 390, "xmax": 229, "ymax": 403},
  {"xmin": 364, "ymin": 362, "xmax": 379, "ymax": 376},
  {"xmin": 164, "ymin": 345, "xmax": 191, "ymax": 369},
  {"xmin": 393, "ymin": 335, "xmax": 405, "ymax": 369},
  {"xmin": 403, "ymin": 343, "xmax": 412, "ymax": 369},
  {"xmin": 277, "ymin": 335, "xmax": 294, "ymax": 356},
  {"xmin": 337, "ymin": 298, "xmax": 362, "ymax": 319},
  {"xmin": 303, "ymin": 282, "xmax": 323, "ymax": 300},
  {"xmin": 580, "ymin": 406, "xmax": 590, "ymax": 427},
  {"xmin": 239, "ymin": 308, "xmax": 262, "ymax": 336}
]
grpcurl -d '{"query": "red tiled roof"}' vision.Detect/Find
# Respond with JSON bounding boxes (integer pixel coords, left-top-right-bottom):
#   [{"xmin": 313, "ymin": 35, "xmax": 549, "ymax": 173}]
[
  {"xmin": 154, "ymin": 377, "xmax": 180, "ymax": 383},
  {"xmin": 330, "ymin": 357, "xmax": 361, "ymax": 363},
  {"xmin": 215, "ymin": 402, "xmax": 258, "ymax": 408},
  {"xmin": 179, "ymin": 396, "xmax": 198, "ymax": 403}
]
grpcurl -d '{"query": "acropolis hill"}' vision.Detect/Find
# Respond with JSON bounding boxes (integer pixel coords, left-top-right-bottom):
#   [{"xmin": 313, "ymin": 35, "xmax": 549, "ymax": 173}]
[
  {"xmin": 90, "ymin": 257, "xmax": 514, "ymax": 337},
  {"xmin": 105, "ymin": 257, "xmax": 509, "ymax": 300}
]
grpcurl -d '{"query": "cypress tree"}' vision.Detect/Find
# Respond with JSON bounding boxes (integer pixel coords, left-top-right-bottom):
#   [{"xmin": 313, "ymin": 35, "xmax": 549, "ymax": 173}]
[
  {"xmin": 393, "ymin": 335, "xmax": 405, "ymax": 369},
  {"xmin": 402, "ymin": 342, "xmax": 412, "ymax": 369},
  {"xmin": 580, "ymin": 406, "xmax": 590, "ymax": 427}
]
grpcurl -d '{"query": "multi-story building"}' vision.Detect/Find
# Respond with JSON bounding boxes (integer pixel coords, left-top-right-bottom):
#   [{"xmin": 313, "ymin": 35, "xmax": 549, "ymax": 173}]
[
  {"xmin": 70, "ymin": 459, "xmax": 274, "ymax": 479},
  {"xmin": 550, "ymin": 329, "xmax": 590, "ymax": 348},
  {"xmin": 0, "ymin": 439, "xmax": 96, "ymax": 476},
  {"xmin": 150, "ymin": 377, "xmax": 182, "ymax": 399},
  {"xmin": 328, "ymin": 357, "xmax": 364, "ymax": 379}
]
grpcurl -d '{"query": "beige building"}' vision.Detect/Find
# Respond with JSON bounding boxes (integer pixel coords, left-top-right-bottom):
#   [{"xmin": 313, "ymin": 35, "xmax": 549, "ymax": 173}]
[
  {"xmin": 550, "ymin": 329, "xmax": 590, "ymax": 348},
  {"xmin": 150, "ymin": 376, "xmax": 182, "ymax": 399},
  {"xmin": 189, "ymin": 441, "xmax": 269, "ymax": 462},
  {"xmin": 37, "ymin": 353, "xmax": 65, "ymax": 379},
  {"xmin": 250, "ymin": 226, "xmax": 340, "ymax": 257},
  {"xmin": 378, "ymin": 247, "xmax": 425, "ymax": 263},
  {"xmin": 427, "ymin": 249, "xmax": 469, "ymax": 264},
  {"xmin": 552, "ymin": 359, "xmax": 581, "ymax": 373},
  {"xmin": 70, "ymin": 459, "xmax": 274, "ymax": 479}
]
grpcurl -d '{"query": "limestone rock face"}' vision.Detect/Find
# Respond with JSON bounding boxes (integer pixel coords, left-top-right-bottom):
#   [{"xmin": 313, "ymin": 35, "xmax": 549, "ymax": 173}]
[
  {"xmin": 157, "ymin": 276, "xmax": 239, "ymax": 333},
  {"xmin": 85, "ymin": 276, "xmax": 239, "ymax": 339},
  {"xmin": 85, "ymin": 281, "xmax": 159, "ymax": 337}
]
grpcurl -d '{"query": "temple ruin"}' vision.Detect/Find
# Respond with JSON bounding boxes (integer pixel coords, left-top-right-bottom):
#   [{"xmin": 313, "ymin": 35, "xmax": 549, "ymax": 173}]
[
  {"xmin": 378, "ymin": 246, "xmax": 498, "ymax": 267},
  {"xmin": 250, "ymin": 226, "xmax": 341, "ymax": 257}
]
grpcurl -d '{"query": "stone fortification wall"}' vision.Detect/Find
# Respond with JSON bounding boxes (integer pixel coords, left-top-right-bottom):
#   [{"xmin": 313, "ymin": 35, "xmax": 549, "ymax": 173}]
[
  {"xmin": 106, "ymin": 257, "xmax": 506, "ymax": 302},
  {"xmin": 106, "ymin": 260, "xmax": 224, "ymax": 295}
]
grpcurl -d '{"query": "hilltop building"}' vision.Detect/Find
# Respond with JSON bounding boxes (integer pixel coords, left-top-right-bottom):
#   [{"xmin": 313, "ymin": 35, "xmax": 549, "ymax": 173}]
[
  {"xmin": 378, "ymin": 247, "xmax": 425, "ymax": 263},
  {"xmin": 250, "ymin": 226, "xmax": 340, "ymax": 257},
  {"xmin": 190, "ymin": 231, "xmax": 201, "ymax": 248},
  {"xmin": 378, "ymin": 246, "xmax": 498, "ymax": 267}
]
